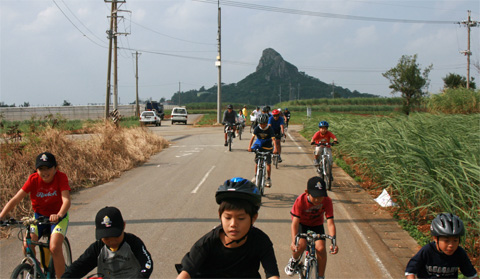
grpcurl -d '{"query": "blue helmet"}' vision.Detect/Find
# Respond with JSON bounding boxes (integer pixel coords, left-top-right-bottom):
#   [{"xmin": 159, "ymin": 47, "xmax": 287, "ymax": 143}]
[
  {"xmin": 216, "ymin": 177, "xmax": 261, "ymax": 207},
  {"xmin": 318, "ymin": 121, "xmax": 329, "ymax": 128}
]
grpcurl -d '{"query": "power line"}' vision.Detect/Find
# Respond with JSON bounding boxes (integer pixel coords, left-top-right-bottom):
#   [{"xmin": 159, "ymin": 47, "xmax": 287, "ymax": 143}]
[{"xmin": 194, "ymin": 0, "xmax": 459, "ymax": 24}]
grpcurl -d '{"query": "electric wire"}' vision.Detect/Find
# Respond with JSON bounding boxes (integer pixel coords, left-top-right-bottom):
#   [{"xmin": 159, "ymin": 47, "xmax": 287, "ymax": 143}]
[{"xmin": 193, "ymin": 0, "xmax": 459, "ymax": 24}]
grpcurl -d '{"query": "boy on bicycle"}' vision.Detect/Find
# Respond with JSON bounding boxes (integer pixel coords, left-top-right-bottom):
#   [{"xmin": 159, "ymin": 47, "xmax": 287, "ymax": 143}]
[
  {"xmin": 0, "ymin": 152, "xmax": 71, "ymax": 279},
  {"xmin": 285, "ymin": 177, "xmax": 338, "ymax": 279},
  {"xmin": 248, "ymin": 114, "xmax": 278, "ymax": 187},
  {"xmin": 268, "ymin": 109, "xmax": 285, "ymax": 163},
  {"xmin": 62, "ymin": 206, "xmax": 153, "ymax": 278},
  {"xmin": 405, "ymin": 213, "xmax": 478, "ymax": 279},
  {"xmin": 311, "ymin": 121, "xmax": 338, "ymax": 177},
  {"xmin": 176, "ymin": 177, "xmax": 280, "ymax": 279}
]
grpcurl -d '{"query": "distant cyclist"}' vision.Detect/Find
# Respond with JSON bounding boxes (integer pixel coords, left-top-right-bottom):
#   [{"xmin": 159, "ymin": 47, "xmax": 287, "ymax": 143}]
[
  {"xmin": 222, "ymin": 104, "xmax": 237, "ymax": 146},
  {"xmin": 250, "ymin": 106, "xmax": 262, "ymax": 129},
  {"xmin": 248, "ymin": 114, "xmax": 277, "ymax": 187},
  {"xmin": 283, "ymin": 108, "xmax": 291, "ymax": 127},
  {"xmin": 268, "ymin": 109, "xmax": 285, "ymax": 163},
  {"xmin": 311, "ymin": 121, "xmax": 338, "ymax": 176}
]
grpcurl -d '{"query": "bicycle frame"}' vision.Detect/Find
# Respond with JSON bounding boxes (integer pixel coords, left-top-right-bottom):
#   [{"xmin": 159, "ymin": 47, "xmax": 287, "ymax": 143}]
[
  {"xmin": 294, "ymin": 231, "xmax": 336, "ymax": 279},
  {"xmin": 314, "ymin": 142, "xmax": 335, "ymax": 190},
  {"xmin": 255, "ymin": 150, "xmax": 270, "ymax": 196},
  {"xmin": 225, "ymin": 124, "xmax": 235, "ymax": 151}
]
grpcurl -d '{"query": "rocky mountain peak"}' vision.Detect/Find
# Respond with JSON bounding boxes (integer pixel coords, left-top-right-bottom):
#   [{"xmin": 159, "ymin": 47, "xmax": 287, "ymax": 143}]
[{"xmin": 256, "ymin": 48, "xmax": 298, "ymax": 81}]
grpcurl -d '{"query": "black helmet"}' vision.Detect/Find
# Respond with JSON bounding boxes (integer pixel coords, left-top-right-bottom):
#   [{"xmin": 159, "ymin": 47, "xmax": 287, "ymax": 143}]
[
  {"xmin": 257, "ymin": 114, "xmax": 269, "ymax": 124},
  {"xmin": 430, "ymin": 213, "xmax": 465, "ymax": 237},
  {"xmin": 262, "ymin": 106, "xmax": 269, "ymax": 113},
  {"xmin": 227, "ymin": 104, "xmax": 233, "ymax": 109},
  {"xmin": 216, "ymin": 177, "xmax": 261, "ymax": 207}
]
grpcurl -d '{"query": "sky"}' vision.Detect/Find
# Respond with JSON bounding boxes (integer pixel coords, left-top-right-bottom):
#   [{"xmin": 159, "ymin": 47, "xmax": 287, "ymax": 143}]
[{"xmin": 1, "ymin": 0, "xmax": 479, "ymax": 107}]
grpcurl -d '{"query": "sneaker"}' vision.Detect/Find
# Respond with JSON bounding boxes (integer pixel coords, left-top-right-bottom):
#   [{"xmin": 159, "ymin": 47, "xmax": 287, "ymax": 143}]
[
  {"xmin": 313, "ymin": 159, "xmax": 319, "ymax": 166},
  {"xmin": 284, "ymin": 257, "xmax": 299, "ymax": 276},
  {"xmin": 278, "ymin": 156, "xmax": 283, "ymax": 163},
  {"xmin": 224, "ymin": 141, "xmax": 228, "ymax": 146},
  {"xmin": 251, "ymin": 177, "xmax": 256, "ymax": 183},
  {"xmin": 265, "ymin": 178, "xmax": 272, "ymax": 187},
  {"xmin": 233, "ymin": 133, "xmax": 236, "ymax": 138}
]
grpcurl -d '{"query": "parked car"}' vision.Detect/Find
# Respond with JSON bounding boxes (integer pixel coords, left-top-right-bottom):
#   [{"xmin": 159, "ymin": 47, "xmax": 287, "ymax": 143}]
[
  {"xmin": 145, "ymin": 101, "xmax": 165, "ymax": 120},
  {"xmin": 171, "ymin": 107, "xmax": 188, "ymax": 125},
  {"xmin": 139, "ymin": 111, "xmax": 162, "ymax": 126}
]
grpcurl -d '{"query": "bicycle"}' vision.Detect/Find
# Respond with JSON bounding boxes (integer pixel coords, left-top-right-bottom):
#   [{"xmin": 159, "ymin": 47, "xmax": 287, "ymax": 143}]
[
  {"xmin": 224, "ymin": 123, "xmax": 236, "ymax": 152},
  {"xmin": 254, "ymin": 150, "xmax": 271, "ymax": 196},
  {"xmin": 312, "ymin": 142, "xmax": 336, "ymax": 191},
  {"xmin": 1, "ymin": 216, "xmax": 73, "ymax": 279},
  {"xmin": 291, "ymin": 230, "xmax": 336, "ymax": 279},
  {"xmin": 236, "ymin": 122, "xmax": 244, "ymax": 140},
  {"xmin": 249, "ymin": 115, "xmax": 257, "ymax": 133},
  {"xmin": 272, "ymin": 153, "xmax": 280, "ymax": 169}
]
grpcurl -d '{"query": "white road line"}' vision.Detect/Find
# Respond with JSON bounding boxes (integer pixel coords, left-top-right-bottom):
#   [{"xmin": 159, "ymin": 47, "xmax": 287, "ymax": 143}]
[
  {"xmin": 291, "ymin": 132, "xmax": 392, "ymax": 278},
  {"xmin": 191, "ymin": 165, "xmax": 216, "ymax": 194}
]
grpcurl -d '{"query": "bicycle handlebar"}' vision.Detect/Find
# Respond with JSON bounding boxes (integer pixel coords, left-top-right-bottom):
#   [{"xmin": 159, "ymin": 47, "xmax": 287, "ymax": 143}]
[
  {"xmin": 295, "ymin": 231, "xmax": 337, "ymax": 252},
  {"xmin": 311, "ymin": 141, "xmax": 338, "ymax": 147},
  {"xmin": 0, "ymin": 216, "xmax": 55, "ymax": 227}
]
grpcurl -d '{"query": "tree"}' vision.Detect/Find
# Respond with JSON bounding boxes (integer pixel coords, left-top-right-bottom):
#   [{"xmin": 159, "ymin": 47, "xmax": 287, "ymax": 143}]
[
  {"xmin": 20, "ymin": 102, "xmax": 30, "ymax": 107},
  {"xmin": 382, "ymin": 54, "xmax": 432, "ymax": 115},
  {"xmin": 442, "ymin": 73, "xmax": 476, "ymax": 89},
  {"xmin": 62, "ymin": 100, "xmax": 72, "ymax": 106}
]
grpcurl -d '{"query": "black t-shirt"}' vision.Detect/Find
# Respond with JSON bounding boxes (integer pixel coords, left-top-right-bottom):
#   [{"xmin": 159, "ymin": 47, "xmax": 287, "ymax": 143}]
[
  {"xmin": 405, "ymin": 242, "xmax": 477, "ymax": 278},
  {"xmin": 223, "ymin": 110, "xmax": 237, "ymax": 124},
  {"xmin": 180, "ymin": 225, "xmax": 279, "ymax": 278}
]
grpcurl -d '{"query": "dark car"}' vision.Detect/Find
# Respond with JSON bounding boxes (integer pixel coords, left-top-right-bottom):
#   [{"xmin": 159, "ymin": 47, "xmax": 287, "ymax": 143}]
[{"xmin": 145, "ymin": 101, "xmax": 165, "ymax": 120}]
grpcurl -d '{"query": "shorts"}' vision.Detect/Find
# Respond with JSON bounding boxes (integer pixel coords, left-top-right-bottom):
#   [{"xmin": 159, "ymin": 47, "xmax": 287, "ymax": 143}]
[
  {"xmin": 254, "ymin": 150, "xmax": 272, "ymax": 165},
  {"xmin": 31, "ymin": 212, "xmax": 69, "ymax": 238},
  {"xmin": 299, "ymin": 223, "xmax": 325, "ymax": 241},
  {"xmin": 274, "ymin": 133, "xmax": 283, "ymax": 140}
]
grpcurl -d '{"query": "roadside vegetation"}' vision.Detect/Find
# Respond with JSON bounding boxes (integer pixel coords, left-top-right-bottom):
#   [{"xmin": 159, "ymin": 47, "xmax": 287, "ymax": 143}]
[{"xmin": 0, "ymin": 119, "xmax": 169, "ymax": 228}]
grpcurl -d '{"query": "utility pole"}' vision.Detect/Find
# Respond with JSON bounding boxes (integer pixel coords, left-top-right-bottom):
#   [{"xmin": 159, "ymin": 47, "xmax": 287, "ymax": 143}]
[
  {"xmin": 178, "ymin": 82, "xmax": 181, "ymax": 106},
  {"xmin": 279, "ymin": 86, "xmax": 282, "ymax": 103},
  {"xmin": 216, "ymin": 0, "xmax": 222, "ymax": 123},
  {"xmin": 134, "ymin": 51, "xmax": 141, "ymax": 117},
  {"xmin": 104, "ymin": 0, "xmax": 129, "ymax": 117},
  {"xmin": 458, "ymin": 10, "xmax": 478, "ymax": 89}
]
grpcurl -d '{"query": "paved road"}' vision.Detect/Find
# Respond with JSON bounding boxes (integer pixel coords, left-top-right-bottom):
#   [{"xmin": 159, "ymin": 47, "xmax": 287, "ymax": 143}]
[{"xmin": 0, "ymin": 116, "xmax": 419, "ymax": 278}]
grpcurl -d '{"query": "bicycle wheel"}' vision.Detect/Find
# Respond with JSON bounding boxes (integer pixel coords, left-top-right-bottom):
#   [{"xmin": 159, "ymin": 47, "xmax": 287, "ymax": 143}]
[
  {"xmin": 10, "ymin": 263, "xmax": 34, "ymax": 279},
  {"xmin": 325, "ymin": 163, "xmax": 332, "ymax": 190},
  {"xmin": 238, "ymin": 126, "xmax": 242, "ymax": 140},
  {"xmin": 306, "ymin": 260, "xmax": 318, "ymax": 279},
  {"xmin": 228, "ymin": 134, "xmax": 232, "ymax": 152},
  {"xmin": 256, "ymin": 168, "xmax": 264, "ymax": 196},
  {"xmin": 63, "ymin": 237, "xmax": 72, "ymax": 267}
]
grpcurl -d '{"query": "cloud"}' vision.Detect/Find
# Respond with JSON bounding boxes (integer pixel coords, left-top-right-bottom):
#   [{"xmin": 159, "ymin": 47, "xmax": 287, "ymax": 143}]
[{"xmin": 20, "ymin": 5, "xmax": 59, "ymax": 32}]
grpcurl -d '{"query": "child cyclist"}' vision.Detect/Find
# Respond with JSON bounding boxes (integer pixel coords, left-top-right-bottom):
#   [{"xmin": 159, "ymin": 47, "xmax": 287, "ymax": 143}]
[
  {"xmin": 176, "ymin": 177, "xmax": 280, "ymax": 279},
  {"xmin": 62, "ymin": 206, "xmax": 153, "ymax": 278},
  {"xmin": 285, "ymin": 176, "xmax": 338, "ymax": 279},
  {"xmin": 0, "ymin": 152, "xmax": 71, "ymax": 279},
  {"xmin": 311, "ymin": 121, "xmax": 338, "ymax": 178},
  {"xmin": 248, "ymin": 114, "xmax": 278, "ymax": 187},
  {"xmin": 405, "ymin": 213, "xmax": 478, "ymax": 279}
]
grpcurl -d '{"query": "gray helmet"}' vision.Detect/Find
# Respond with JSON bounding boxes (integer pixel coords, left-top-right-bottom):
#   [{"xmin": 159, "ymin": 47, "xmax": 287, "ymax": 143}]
[
  {"xmin": 257, "ymin": 114, "xmax": 269, "ymax": 124},
  {"xmin": 430, "ymin": 213, "xmax": 465, "ymax": 237}
]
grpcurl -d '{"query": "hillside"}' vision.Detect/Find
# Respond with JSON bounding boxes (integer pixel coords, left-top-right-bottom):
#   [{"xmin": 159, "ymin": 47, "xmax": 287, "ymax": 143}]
[{"xmin": 171, "ymin": 48, "xmax": 377, "ymax": 105}]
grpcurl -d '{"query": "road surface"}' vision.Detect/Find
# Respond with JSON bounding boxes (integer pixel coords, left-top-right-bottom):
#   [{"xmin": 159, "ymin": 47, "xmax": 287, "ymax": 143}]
[{"xmin": 0, "ymin": 116, "xmax": 419, "ymax": 278}]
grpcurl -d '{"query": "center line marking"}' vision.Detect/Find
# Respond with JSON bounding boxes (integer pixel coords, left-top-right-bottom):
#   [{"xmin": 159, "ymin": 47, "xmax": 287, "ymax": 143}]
[{"xmin": 191, "ymin": 165, "xmax": 216, "ymax": 194}]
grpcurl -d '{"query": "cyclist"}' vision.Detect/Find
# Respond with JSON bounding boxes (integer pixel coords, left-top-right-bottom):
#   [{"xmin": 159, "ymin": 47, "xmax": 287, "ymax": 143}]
[
  {"xmin": 176, "ymin": 177, "xmax": 280, "ymax": 279},
  {"xmin": 268, "ymin": 109, "xmax": 285, "ymax": 163},
  {"xmin": 62, "ymin": 206, "xmax": 153, "ymax": 278},
  {"xmin": 236, "ymin": 109, "xmax": 246, "ymax": 137},
  {"xmin": 250, "ymin": 106, "xmax": 262, "ymax": 129},
  {"xmin": 0, "ymin": 152, "xmax": 71, "ymax": 279},
  {"xmin": 222, "ymin": 104, "xmax": 237, "ymax": 146},
  {"xmin": 262, "ymin": 106, "xmax": 272, "ymax": 117},
  {"xmin": 283, "ymin": 108, "xmax": 291, "ymax": 127},
  {"xmin": 285, "ymin": 177, "xmax": 338, "ymax": 279},
  {"xmin": 248, "ymin": 114, "xmax": 278, "ymax": 187},
  {"xmin": 405, "ymin": 213, "xmax": 478, "ymax": 279},
  {"xmin": 311, "ymin": 121, "xmax": 339, "ymax": 177},
  {"xmin": 242, "ymin": 105, "xmax": 248, "ymax": 119}
]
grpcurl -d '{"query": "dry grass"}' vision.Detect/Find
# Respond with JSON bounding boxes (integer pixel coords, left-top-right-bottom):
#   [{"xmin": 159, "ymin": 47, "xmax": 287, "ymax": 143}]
[{"xmin": 0, "ymin": 121, "xmax": 169, "ymax": 222}]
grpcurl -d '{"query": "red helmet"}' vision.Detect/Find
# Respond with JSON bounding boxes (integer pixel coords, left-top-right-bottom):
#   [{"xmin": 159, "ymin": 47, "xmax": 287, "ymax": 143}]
[{"xmin": 272, "ymin": 109, "xmax": 280, "ymax": 116}]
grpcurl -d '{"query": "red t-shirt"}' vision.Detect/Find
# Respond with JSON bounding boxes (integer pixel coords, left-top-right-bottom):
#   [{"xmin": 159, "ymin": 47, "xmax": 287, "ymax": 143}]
[
  {"xmin": 290, "ymin": 193, "xmax": 334, "ymax": 227},
  {"xmin": 311, "ymin": 131, "xmax": 336, "ymax": 146},
  {"xmin": 22, "ymin": 171, "xmax": 71, "ymax": 216}
]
